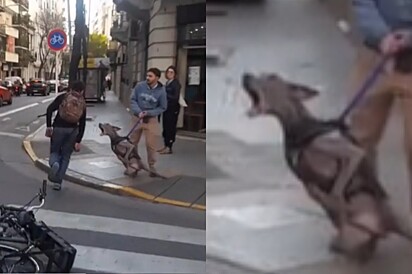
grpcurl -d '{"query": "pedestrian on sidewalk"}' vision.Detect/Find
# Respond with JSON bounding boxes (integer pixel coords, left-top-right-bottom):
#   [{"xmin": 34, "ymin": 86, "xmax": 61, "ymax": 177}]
[
  {"xmin": 158, "ymin": 66, "xmax": 182, "ymax": 155},
  {"xmin": 105, "ymin": 75, "xmax": 112, "ymax": 91},
  {"xmin": 130, "ymin": 68, "xmax": 167, "ymax": 176},
  {"xmin": 350, "ymin": 0, "xmax": 412, "ymax": 209},
  {"xmin": 45, "ymin": 80, "xmax": 87, "ymax": 190}
]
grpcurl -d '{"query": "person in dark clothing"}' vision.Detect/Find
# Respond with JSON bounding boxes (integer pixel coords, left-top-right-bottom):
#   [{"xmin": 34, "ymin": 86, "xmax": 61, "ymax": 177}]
[
  {"xmin": 45, "ymin": 81, "xmax": 87, "ymax": 190},
  {"xmin": 158, "ymin": 66, "xmax": 182, "ymax": 154}
]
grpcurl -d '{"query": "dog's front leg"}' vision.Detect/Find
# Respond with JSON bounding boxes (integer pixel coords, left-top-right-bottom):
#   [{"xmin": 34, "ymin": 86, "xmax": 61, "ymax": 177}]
[
  {"xmin": 124, "ymin": 144, "xmax": 135, "ymax": 162},
  {"xmin": 311, "ymin": 138, "xmax": 365, "ymax": 224},
  {"xmin": 307, "ymin": 184, "xmax": 350, "ymax": 217},
  {"xmin": 311, "ymin": 138, "xmax": 365, "ymax": 200},
  {"xmin": 331, "ymin": 147, "xmax": 364, "ymax": 200}
]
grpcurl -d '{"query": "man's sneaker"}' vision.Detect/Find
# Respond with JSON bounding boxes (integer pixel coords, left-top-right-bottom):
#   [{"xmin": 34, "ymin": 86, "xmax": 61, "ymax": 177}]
[
  {"xmin": 52, "ymin": 182, "xmax": 62, "ymax": 191},
  {"xmin": 48, "ymin": 162, "xmax": 60, "ymax": 182},
  {"xmin": 149, "ymin": 166, "xmax": 158, "ymax": 177}
]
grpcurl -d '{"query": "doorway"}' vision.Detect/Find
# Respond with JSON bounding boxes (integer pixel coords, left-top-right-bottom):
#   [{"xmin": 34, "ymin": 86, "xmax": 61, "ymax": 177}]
[{"xmin": 182, "ymin": 48, "xmax": 206, "ymax": 133}]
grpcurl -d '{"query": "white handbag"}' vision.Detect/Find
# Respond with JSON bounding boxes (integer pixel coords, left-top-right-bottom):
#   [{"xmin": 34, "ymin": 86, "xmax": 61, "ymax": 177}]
[{"xmin": 179, "ymin": 93, "xmax": 188, "ymax": 107}]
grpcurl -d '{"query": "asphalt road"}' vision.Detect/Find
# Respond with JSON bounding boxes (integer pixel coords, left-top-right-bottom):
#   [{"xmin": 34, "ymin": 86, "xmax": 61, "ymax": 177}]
[
  {"xmin": 0, "ymin": 93, "xmax": 206, "ymax": 273},
  {"xmin": 207, "ymin": 0, "xmax": 412, "ymax": 273}
]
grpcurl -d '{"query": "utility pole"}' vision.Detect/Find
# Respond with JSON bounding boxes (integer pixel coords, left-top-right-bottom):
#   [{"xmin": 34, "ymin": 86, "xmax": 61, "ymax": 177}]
[
  {"xmin": 67, "ymin": 0, "xmax": 72, "ymax": 47},
  {"xmin": 88, "ymin": 0, "xmax": 91, "ymax": 28},
  {"xmin": 68, "ymin": 0, "xmax": 85, "ymax": 85}
]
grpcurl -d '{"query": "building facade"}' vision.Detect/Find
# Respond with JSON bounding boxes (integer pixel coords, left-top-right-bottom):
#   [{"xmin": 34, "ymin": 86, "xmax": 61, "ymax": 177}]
[
  {"xmin": 92, "ymin": 0, "xmax": 114, "ymax": 40},
  {"xmin": 111, "ymin": 0, "xmax": 205, "ymax": 134},
  {"xmin": 0, "ymin": 0, "xmax": 22, "ymax": 79}
]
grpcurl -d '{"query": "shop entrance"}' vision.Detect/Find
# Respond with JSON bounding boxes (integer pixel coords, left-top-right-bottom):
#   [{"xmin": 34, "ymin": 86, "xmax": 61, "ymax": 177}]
[{"xmin": 182, "ymin": 48, "xmax": 205, "ymax": 133}]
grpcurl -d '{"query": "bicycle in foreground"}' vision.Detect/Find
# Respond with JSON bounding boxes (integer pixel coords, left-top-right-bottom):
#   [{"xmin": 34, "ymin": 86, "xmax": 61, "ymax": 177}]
[{"xmin": 0, "ymin": 180, "xmax": 76, "ymax": 273}]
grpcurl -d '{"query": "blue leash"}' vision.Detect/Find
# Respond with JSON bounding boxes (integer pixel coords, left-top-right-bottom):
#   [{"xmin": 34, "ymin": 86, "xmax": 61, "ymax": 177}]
[{"xmin": 337, "ymin": 56, "xmax": 389, "ymax": 123}]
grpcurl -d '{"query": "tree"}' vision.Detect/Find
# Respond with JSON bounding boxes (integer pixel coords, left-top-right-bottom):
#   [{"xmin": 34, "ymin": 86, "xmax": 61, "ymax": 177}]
[
  {"xmin": 34, "ymin": 9, "xmax": 65, "ymax": 77},
  {"xmin": 88, "ymin": 33, "xmax": 108, "ymax": 57}
]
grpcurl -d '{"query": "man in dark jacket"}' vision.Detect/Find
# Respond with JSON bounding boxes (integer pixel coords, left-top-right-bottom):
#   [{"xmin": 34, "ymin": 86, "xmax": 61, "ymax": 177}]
[
  {"xmin": 45, "ymin": 81, "xmax": 87, "ymax": 190},
  {"xmin": 350, "ymin": 0, "xmax": 412, "ymax": 209}
]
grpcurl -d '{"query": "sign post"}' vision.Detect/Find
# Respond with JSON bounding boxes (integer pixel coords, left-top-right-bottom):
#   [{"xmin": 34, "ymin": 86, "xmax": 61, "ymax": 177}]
[{"xmin": 47, "ymin": 28, "xmax": 67, "ymax": 97}]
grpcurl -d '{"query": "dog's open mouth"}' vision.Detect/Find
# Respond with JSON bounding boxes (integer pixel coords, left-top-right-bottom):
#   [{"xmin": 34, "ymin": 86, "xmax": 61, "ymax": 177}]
[
  {"xmin": 243, "ymin": 74, "xmax": 264, "ymax": 117},
  {"xmin": 244, "ymin": 87, "xmax": 263, "ymax": 117},
  {"xmin": 98, "ymin": 123, "xmax": 105, "ymax": 136}
]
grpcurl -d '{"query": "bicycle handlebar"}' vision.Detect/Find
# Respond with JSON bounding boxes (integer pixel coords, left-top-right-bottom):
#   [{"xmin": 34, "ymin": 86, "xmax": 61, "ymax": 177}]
[{"xmin": 0, "ymin": 180, "xmax": 47, "ymax": 226}]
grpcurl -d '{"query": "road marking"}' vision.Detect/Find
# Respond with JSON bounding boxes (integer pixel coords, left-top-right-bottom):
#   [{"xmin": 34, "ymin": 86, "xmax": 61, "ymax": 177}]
[
  {"xmin": 32, "ymin": 120, "xmax": 40, "ymax": 124},
  {"xmin": 35, "ymin": 209, "xmax": 205, "ymax": 246},
  {"xmin": 73, "ymin": 245, "xmax": 205, "ymax": 273},
  {"xmin": 0, "ymin": 132, "xmax": 25, "ymax": 138},
  {"xmin": 1, "ymin": 206, "xmax": 206, "ymax": 273},
  {"xmin": 2, "ymin": 117, "xmax": 10, "ymax": 121},
  {"xmin": 41, "ymin": 97, "xmax": 55, "ymax": 104},
  {"xmin": 15, "ymin": 126, "xmax": 30, "ymax": 132},
  {"xmin": 0, "ymin": 103, "xmax": 39, "ymax": 118}
]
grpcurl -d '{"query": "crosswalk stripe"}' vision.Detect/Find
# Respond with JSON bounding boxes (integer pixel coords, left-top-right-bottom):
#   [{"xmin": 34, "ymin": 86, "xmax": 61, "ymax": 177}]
[
  {"xmin": 72, "ymin": 244, "xmax": 205, "ymax": 273},
  {"xmin": 35, "ymin": 209, "xmax": 205, "ymax": 246}
]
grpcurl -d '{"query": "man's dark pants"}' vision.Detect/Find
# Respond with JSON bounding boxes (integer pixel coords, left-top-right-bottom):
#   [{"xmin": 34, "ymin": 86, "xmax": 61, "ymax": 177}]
[{"xmin": 49, "ymin": 127, "xmax": 78, "ymax": 184}]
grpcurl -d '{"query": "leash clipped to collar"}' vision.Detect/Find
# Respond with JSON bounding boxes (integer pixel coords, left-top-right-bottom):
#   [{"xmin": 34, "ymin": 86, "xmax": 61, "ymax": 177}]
[{"xmin": 337, "ymin": 56, "xmax": 389, "ymax": 124}]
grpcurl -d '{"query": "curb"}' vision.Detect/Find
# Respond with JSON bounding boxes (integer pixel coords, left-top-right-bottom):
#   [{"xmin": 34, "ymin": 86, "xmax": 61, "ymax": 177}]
[{"xmin": 23, "ymin": 125, "xmax": 206, "ymax": 211}]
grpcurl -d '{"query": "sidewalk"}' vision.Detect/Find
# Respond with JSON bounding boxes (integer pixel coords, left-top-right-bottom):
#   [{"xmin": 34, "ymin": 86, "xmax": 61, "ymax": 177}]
[{"xmin": 23, "ymin": 91, "xmax": 206, "ymax": 210}]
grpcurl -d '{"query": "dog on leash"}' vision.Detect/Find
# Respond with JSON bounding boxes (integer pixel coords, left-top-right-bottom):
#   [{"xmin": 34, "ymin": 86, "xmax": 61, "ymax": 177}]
[
  {"xmin": 242, "ymin": 72, "xmax": 412, "ymax": 261},
  {"xmin": 98, "ymin": 123, "xmax": 167, "ymax": 179}
]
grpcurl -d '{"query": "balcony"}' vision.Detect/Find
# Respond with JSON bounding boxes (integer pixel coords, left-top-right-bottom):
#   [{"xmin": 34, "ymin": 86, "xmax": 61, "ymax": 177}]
[
  {"xmin": 12, "ymin": 14, "xmax": 34, "ymax": 31},
  {"xmin": 0, "ymin": 25, "xmax": 6, "ymax": 37},
  {"xmin": 2, "ymin": 0, "xmax": 19, "ymax": 13},
  {"xmin": 5, "ymin": 26, "xmax": 18, "ymax": 39},
  {"xmin": 113, "ymin": 0, "xmax": 152, "ymax": 14},
  {"xmin": 110, "ymin": 16, "xmax": 129, "ymax": 44},
  {"xmin": 14, "ymin": 24, "xmax": 29, "ymax": 50},
  {"xmin": 15, "ymin": 47, "xmax": 33, "ymax": 67},
  {"xmin": 14, "ymin": 0, "xmax": 29, "ymax": 11},
  {"xmin": 113, "ymin": 0, "xmax": 150, "ymax": 23},
  {"xmin": 5, "ymin": 51, "xmax": 18, "ymax": 63}
]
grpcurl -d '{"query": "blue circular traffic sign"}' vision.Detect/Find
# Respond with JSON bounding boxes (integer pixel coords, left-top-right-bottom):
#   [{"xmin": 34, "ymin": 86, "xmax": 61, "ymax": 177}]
[{"xmin": 47, "ymin": 28, "xmax": 67, "ymax": 51}]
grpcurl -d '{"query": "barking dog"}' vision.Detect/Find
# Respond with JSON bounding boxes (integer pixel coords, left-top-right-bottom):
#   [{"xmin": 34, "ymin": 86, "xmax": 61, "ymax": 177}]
[
  {"xmin": 99, "ymin": 123, "xmax": 166, "ymax": 179},
  {"xmin": 242, "ymin": 72, "xmax": 412, "ymax": 261}
]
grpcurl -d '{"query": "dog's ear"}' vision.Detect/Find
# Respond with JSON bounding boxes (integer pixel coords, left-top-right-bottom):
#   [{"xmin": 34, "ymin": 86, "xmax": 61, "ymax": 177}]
[
  {"xmin": 113, "ymin": 126, "xmax": 121, "ymax": 131},
  {"xmin": 288, "ymin": 83, "xmax": 319, "ymax": 101}
]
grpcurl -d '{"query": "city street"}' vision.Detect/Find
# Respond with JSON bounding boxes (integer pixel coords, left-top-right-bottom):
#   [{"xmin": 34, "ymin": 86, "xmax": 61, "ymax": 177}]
[
  {"xmin": 207, "ymin": 0, "xmax": 412, "ymax": 273},
  {"xmin": 0, "ymin": 94, "xmax": 205, "ymax": 273}
]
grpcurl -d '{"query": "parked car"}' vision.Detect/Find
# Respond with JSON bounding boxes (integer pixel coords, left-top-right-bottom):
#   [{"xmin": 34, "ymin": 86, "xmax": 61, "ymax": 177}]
[
  {"xmin": 47, "ymin": 80, "xmax": 64, "ymax": 94},
  {"xmin": 4, "ymin": 76, "xmax": 23, "ymax": 96},
  {"xmin": 0, "ymin": 82, "xmax": 13, "ymax": 106},
  {"xmin": 60, "ymin": 79, "xmax": 69, "ymax": 92},
  {"xmin": 26, "ymin": 78, "xmax": 49, "ymax": 96}
]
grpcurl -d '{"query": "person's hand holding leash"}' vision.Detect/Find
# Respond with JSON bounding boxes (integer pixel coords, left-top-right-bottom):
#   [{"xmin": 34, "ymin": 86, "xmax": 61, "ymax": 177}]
[
  {"xmin": 45, "ymin": 127, "xmax": 53, "ymax": 138},
  {"xmin": 138, "ymin": 111, "xmax": 147, "ymax": 119},
  {"xmin": 380, "ymin": 30, "xmax": 412, "ymax": 56},
  {"xmin": 74, "ymin": 143, "xmax": 81, "ymax": 152}
]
